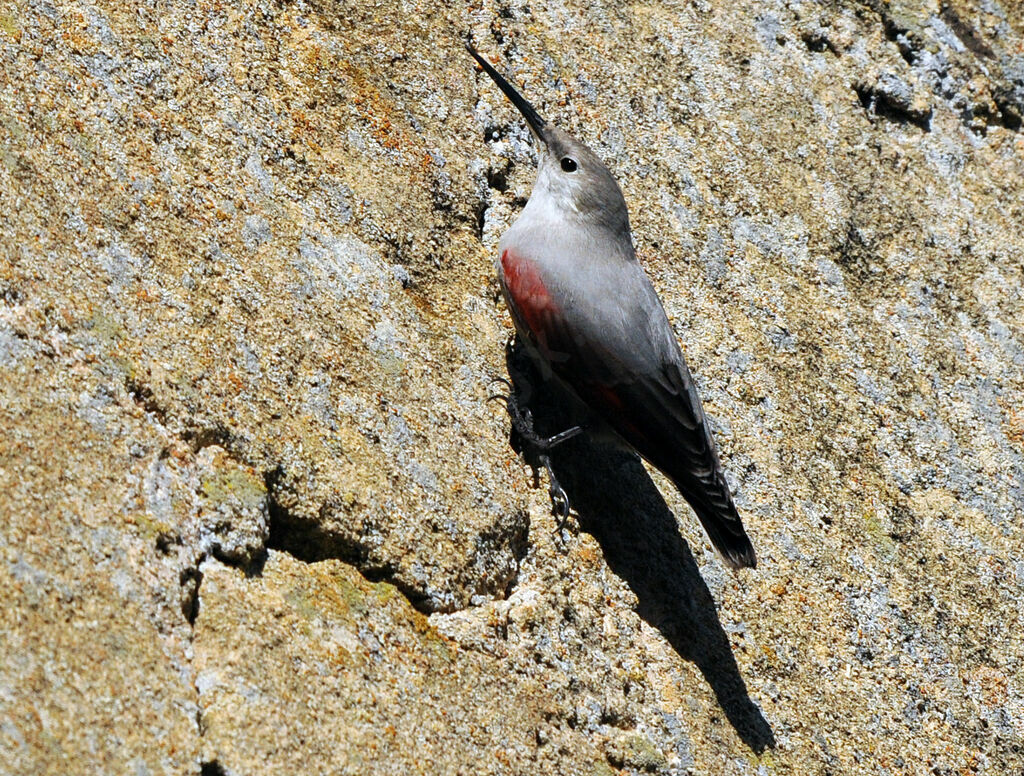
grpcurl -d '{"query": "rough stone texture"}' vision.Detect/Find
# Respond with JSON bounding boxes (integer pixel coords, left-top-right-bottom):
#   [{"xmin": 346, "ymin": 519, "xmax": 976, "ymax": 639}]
[{"xmin": 1, "ymin": 0, "xmax": 1022, "ymax": 773}]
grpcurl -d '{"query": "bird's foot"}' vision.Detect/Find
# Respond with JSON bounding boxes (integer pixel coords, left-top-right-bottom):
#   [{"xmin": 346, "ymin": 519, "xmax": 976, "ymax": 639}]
[
  {"xmin": 488, "ymin": 376, "xmax": 581, "ymax": 523},
  {"xmin": 538, "ymin": 453, "xmax": 570, "ymax": 522},
  {"xmin": 488, "ymin": 378, "xmax": 582, "ymax": 450},
  {"xmin": 538, "ymin": 453, "xmax": 577, "ymax": 546}
]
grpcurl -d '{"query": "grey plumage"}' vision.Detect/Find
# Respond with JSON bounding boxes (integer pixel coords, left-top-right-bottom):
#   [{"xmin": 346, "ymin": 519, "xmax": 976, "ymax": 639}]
[{"xmin": 469, "ymin": 44, "xmax": 756, "ymax": 569}]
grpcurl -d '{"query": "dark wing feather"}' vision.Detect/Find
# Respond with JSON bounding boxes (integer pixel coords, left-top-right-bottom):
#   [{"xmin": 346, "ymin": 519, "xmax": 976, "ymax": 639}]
[{"xmin": 528, "ymin": 280, "xmax": 756, "ymax": 569}]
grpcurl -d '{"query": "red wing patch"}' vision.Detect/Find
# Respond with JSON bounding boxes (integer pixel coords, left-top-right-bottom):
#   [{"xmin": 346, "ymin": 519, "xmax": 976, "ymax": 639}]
[{"xmin": 500, "ymin": 249, "xmax": 559, "ymax": 347}]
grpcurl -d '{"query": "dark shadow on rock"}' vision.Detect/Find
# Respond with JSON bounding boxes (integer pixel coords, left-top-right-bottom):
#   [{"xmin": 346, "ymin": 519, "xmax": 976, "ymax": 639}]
[{"xmin": 504, "ymin": 337, "xmax": 775, "ymax": 754}]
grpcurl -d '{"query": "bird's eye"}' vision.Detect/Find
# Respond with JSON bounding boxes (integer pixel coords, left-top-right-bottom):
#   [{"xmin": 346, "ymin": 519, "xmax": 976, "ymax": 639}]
[{"xmin": 560, "ymin": 157, "xmax": 578, "ymax": 173}]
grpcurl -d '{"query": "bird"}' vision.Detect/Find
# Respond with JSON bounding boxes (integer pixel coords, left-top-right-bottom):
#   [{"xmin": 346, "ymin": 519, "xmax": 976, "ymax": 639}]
[{"xmin": 468, "ymin": 44, "xmax": 756, "ymax": 569}]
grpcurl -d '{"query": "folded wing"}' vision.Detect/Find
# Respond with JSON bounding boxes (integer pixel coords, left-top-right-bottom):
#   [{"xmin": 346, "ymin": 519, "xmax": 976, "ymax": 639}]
[{"xmin": 505, "ymin": 253, "xmax": 756, "ymax": 569}]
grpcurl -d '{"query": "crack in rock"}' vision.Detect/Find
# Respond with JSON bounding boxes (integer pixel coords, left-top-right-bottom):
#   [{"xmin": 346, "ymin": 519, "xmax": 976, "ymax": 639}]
[
  {"xmin": 126, "ymin": 374, "xmax": 526, "ymax": 617},
  {"xmin": 854, "ymin": 74, "xmax": 933, "ymax": 131}
]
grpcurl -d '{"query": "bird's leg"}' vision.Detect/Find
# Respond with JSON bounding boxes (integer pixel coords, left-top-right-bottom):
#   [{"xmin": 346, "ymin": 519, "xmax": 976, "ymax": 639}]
[
  {"xmin": 488, "ymin": 378, "xmax": 583, "ymax": 450},
  {"xmin": 538, "ymin": 453, "xmax": 571, "ymax": 525},
  {"xmin": 488, "ymin": 376, "xmax": 582, "ymax": 520}
]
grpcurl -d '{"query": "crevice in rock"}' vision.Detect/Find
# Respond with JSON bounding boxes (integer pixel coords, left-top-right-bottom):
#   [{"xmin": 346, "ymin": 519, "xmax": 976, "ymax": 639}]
[
  {"xmin": 262, "ymin": 468, "xmax": 435, "ymax": 614},
  {"xmin": 473, "ymin": 507, "xmax": 530, "ymax": 603},
  {"xmin": 854, "ymin": 83, "xmax": 932, "ymax": 131},
  {"xmin": 482, "ymin": 122, "xmax": 506, "ymax": 143},
  {"xmin": 120, "ymin": 372, "xmax": 466, "ymax": 616},
  {"xmin": 800, "ymin": 29, "xmax": 838, "ymax": 55},
  {"xmin": 124, "ymin": 377, "xmax": 242, "ymax": 455},
  {"xmin": 869, "ymin": 2, "xmax": 1019, "ymax": 135},
  {"xmin": 182, "ymin": 422, "xmax": 236, "ymax": 453},
  {"xmin": 122, "ymin": 374, "xmax": 227, "ymax": 763},
  {"xmin": 126, "ymin": 381, "xmax": 516, "ymax": 618},
  {"xmin": 938, "ymin": 2, "xmax": 995, "ymax": 61},
  {"xmin": 800, "ymin": 32, "xmax": 831, "ymax": 54},
  {"xmin": 472, "ymin": 196, "xmax": 488, "ymax": 242},
  {"xmin": 486, "ymin": 160, "xmax": 511, "ymax": 192},
  {"xmin": 210, "ymin": 544, "xmax": 267, "ymax": 577},
  {"xmin": 878, "ymin": 11, "xmax": 922, "ymax": 66},
  {"xmin": 263, "ymin": 470, "xmax": 368, "ymax": 566},
  {"xmin": 125, "ymin": 375, "xmax": 271, "ymax": 576},
  {"xmin": 180, "ymin": 565, "xmax": 203, "ymax": 625},
  {"xmin": 362, "ymin": 566, "xmax": 433, "ymax": 614},
  {"xmin": 155, "ymin": 527, "xmax": 183, "ymax": 556},
  {"xmin": 125, "ymin": 376, "xmax": 170, "ymax": 425},
  {"xmin": 182, "ymin": 559, "xmax": 208, "ymax": 763},
  {"xmin": 991, "ymin": 91, "xmax": 1023, "ymax": 133}
]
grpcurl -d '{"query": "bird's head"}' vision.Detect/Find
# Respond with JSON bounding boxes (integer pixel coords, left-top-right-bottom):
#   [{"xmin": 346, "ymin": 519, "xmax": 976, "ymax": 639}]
[{"xmin": 469, "ymin": 44, "xmax": 630, "ymax": 236}]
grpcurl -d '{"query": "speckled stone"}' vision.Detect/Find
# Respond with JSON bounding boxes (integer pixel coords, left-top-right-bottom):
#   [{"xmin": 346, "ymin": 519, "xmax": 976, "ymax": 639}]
[{"xmin": 1, "ymin": 0, "xmax": 1023, "ymax": 773}]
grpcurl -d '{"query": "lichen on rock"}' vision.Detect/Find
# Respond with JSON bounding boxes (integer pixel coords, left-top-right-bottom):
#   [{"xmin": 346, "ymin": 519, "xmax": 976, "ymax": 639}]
[{"xmin": 1, "ymin": 0, "xmax": 1023, "ymax": 773}]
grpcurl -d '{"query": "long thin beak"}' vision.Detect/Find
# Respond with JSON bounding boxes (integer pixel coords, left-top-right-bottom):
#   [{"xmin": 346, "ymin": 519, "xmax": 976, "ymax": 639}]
[{"xmin": 466, "ymin": 43, "xmax": 549, "ymax": 145}]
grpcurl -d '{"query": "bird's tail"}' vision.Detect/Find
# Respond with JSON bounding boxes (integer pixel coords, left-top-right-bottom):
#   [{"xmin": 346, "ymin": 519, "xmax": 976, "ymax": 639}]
[{"xmin": 674, "ymin": 480, "xmax": 757, "ymax": 569}]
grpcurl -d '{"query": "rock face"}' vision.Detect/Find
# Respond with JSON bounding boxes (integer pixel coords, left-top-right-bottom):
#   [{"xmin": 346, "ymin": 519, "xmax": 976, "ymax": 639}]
[{"xmin": 2, "ymin": 0, "xmax": 1022, "ymax": 772}]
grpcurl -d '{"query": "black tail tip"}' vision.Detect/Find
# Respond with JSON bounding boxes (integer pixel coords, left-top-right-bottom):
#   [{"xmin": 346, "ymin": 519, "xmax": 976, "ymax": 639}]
[{"xmin": 720, "ymin": 543, "xmax": 757, "ymax": 570}]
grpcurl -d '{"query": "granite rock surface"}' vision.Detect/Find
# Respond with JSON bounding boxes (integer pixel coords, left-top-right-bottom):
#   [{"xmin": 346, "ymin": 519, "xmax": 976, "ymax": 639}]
[{"xmin": 1, "ymin": 0, "xmax": 1023, "ymax": 773}]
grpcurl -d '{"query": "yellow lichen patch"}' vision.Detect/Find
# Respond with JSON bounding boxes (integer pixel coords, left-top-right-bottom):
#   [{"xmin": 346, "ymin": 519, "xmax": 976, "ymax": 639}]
[
  {"xmin": 285, "ymin": 568, "xmax": 369, "ymax": 621},
  {"xmin": 0, "ymin": 12, "xmax": 18, "ymax": 40},
  {"xmin": 861, "ymin": 505, "xmax": 897, "ymax": 558},
  {"xmin": 128, "ymin": 511, "xmax": 177, "ymax": 546},
  {"xmin": 372, "ymin": 580, "xmax": 398, "ymax": 604},
  {"xmin": 201, "ymin": 465, "xmax": 267, "ymax": 508}
]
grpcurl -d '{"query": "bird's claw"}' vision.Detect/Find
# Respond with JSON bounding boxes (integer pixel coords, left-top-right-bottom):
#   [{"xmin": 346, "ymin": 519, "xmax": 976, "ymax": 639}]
[
  {"xmin": 549, "ymin": 482, "xmax": 570, "ymax": 521},
  {"xmin": 487, "ymin": 383, "xmax": 563, "ymax": 450},
  {"xmin": 539, "ymin": 454, "xmax": 572, "ymax": 529},
  {"xmin": 487, "ymin": 377, "xmax": 513, "ymax": 404},
  {"xmin": 486, "ymin": 369, "xmax": 577, "ymax": 535}
]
